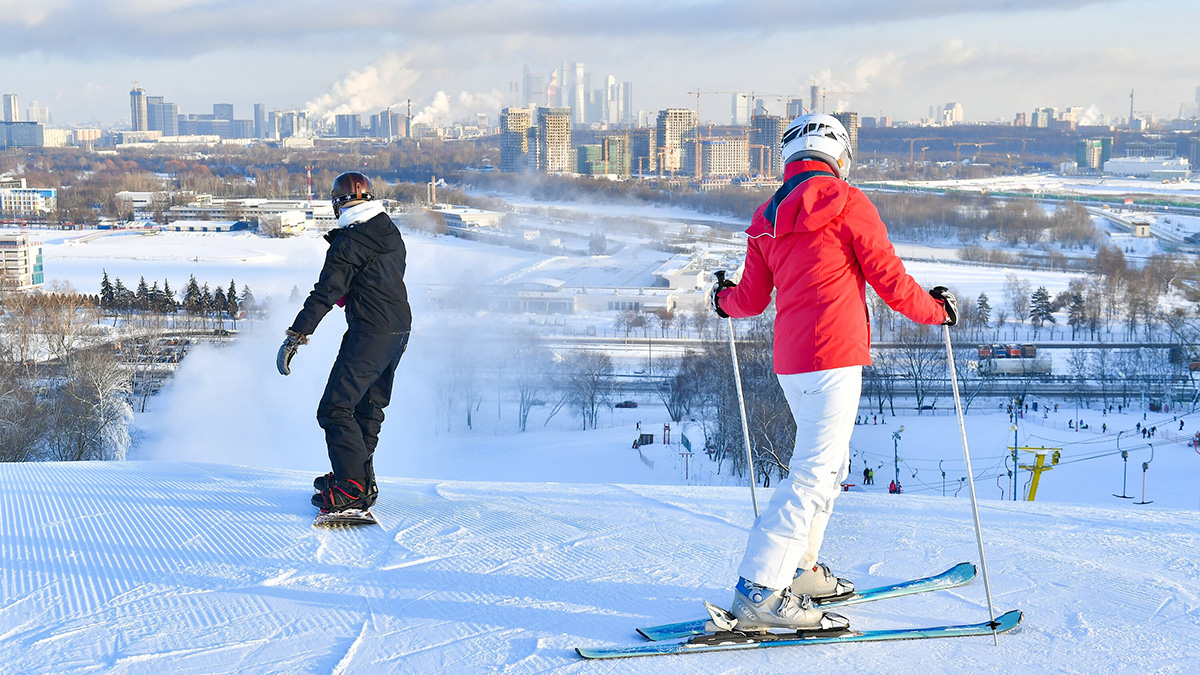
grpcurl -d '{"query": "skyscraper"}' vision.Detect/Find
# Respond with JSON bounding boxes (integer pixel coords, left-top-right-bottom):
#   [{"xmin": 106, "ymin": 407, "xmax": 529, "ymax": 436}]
[
  {"xmin": 2, "ymin": 94, "xmax": 17, "ymax": 123},
  {"xmin": 536, "ymin": 107, "xmax": 572, "ymax": 173},
  {"xmin": 130, "ymin": 85, "xmax": 148, "ymax": 131},
  {"xmin": 621, "ymin": 82, "xmax": 633, "ymax": 125},
  {"xmin": 832, "ymin": 111, "xmax": 859, "ymax": 162},
  {"xmin": 522, "ymin": 66, "xmax": 546, "ymax": 109},
  {"xmin": 751, "ymin": 114, "xmax": 786, "ymax": 177},
  {"xmin": 731, "ymin": 93, "xmax": 752, "ymax": 126},
  {"xmin": 254, "ymin": 103, "xmax": 266, "ymax": 139},
  {"xmin": 500, "ymin": 107, "xmax": 532, "ymax": 173},
  {"xmin": 146, "ymin": 96, "xmax": 179, "ymax": 136},
  {"xmin": 213, "ymin": 103, "xmax": 234, "ymax": 121},
  {"xmin": 656, "ymin": 108, "xmax": 697, "ymax": 174}
]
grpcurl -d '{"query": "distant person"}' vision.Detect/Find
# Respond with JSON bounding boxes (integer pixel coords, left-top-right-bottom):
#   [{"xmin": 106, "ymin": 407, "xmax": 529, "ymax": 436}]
[
  {"xmin": 710, "ymin": 113, "xmax": 955, "ymax": 633},
  {"xmin": 1180, "ymin": 420, "xmax": 1185, "ymax": 431},
  {"xmin": 889, "ymin": 481, "xmax": 897, "ymax": 494},
  {"xmin": 277, "ymin": 172, "xmax": 411, "ymax": 515},
  {"xmin": 863, "ymin": 467, "xmax": 871, "ymax": 485}
]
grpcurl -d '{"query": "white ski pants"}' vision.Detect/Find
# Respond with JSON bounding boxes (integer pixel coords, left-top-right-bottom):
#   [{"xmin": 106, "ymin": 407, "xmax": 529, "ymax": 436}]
[{"xmin": 737, "ymin": 365, "xmax": 862, "ymax": 591}]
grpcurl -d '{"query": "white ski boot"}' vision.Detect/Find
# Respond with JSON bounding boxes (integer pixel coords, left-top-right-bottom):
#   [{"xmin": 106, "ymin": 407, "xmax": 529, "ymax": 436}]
[
  {"xmin": 790, "ymin": 562, "xmax": 855, "ymax": 602},
  {"xmin": 730, "ymin": 578, "xmax": 849, "ymax": 633}
]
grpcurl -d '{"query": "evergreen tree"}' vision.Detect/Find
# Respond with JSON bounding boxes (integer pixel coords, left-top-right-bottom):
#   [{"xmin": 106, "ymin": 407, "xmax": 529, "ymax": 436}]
[
  {"xmin": 241, "ymin": 284, "xmax": 255, "ymax": 308},
  {"xmin": 214, "ymin": 287, "xmax": 227, "ymax": 316},
  {"xmin": 135, "ymin": 276, "xmax": 150, "ymax": 311},
  {"xmin": 113, "ymin": 278, "xmax": 132, "ymax": 313},
  {"xmin": 149, "ymin": 281, "xmax": 162, "ymax": 312},
  {"xmin": 200, "ymin": 283, "xmax": 212, "ymax": 314},
  {"xmin": 162, "ymin": 279, "xmax": 175, "ymax": 312},
  {"xmin": 1029, "ymin": 286, "xmax": 1056, "ymax": 328},
  {"xmin": 976, "ymin": 292, "xmax": 991, "ymax": 327},
  {"xmin": 1067, "ymin": 292, "xmax": 1087, "ymax": 339},
  {"xmin": 226, "ymin": 279, "xmax": 239, "ymax": 316},
  {"xmin": 184, "ymin": 275, "xmax": 201, "ymax": 314},
  {"xmin": 100, "ymin": 270, "xmax": 114, "ymax": 310}
]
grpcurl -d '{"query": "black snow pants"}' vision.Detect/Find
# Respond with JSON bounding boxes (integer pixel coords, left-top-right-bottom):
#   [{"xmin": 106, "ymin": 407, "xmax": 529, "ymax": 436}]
[{"xmin": 316, "ymin": 329, "xmax": 409, "ymax": 484}]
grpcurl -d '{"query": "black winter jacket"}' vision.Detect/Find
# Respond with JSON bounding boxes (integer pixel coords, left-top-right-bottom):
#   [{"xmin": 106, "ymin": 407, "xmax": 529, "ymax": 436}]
[{"xmin": 289, "ymin": 211, "xmax": 412, "ymax": 336}]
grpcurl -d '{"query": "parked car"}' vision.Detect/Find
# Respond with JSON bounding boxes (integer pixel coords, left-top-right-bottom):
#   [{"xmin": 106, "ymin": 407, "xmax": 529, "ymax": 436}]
[{"xmin": 614, "ymin": 400, "xmax": 638, "ymax": 409}]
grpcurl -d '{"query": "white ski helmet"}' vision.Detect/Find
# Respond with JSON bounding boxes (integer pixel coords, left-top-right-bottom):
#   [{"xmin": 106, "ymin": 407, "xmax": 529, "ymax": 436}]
[{"xmin": 780, "ymin": 113, "xmax": 853, "ymax": 179}]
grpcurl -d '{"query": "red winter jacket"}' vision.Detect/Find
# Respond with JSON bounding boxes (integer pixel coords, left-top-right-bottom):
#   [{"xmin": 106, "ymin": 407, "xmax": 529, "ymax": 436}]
[{"xmin": 717, "ymin": 161, "xmax": 948, "ymax": 375}]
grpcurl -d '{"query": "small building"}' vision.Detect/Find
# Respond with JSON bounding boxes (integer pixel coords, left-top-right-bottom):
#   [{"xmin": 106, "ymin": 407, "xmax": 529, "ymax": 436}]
[
  {"xmin": 0, "ymin": 233, "xmax": 44, "ymax": 289},
  {"xmin": 160, "ymin": 219, "xmax": 249, "ymax": 233},
  {"xmin": 431, "ymin": 205, "xmax": 505, "ymax": 229},
  {"xmin": 0, "ymin": 177, "xmax": 57, "ymax": 214},
  {"xmin": 1102, "ymin": 156, "xmax": 1190, "ymax": 181}
]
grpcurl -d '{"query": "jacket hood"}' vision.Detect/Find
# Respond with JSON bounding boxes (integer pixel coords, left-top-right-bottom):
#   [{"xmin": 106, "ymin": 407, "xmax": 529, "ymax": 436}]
[
  {"xmin": 326, "ymin": 210, "xmax": 401, "ymax": 254},
  {"xmin": 746, "ymin": 160, "xmax": 848, "ymax": 239}
]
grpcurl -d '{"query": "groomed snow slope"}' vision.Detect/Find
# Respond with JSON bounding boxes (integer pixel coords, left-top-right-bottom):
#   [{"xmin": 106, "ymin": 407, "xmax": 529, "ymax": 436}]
[{"xmin": 1, "ymin": 462, "xmax": 1196, "ymax": 674}]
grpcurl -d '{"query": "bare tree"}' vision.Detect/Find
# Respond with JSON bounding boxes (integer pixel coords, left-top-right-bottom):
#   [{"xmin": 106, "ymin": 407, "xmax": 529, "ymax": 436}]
[
  {"xmin": 1003, "ymin": 274, "xmax": 1031, "ymax": 325},
  {"xmin": 892, "ymin": 322, "xmax": 944, "ymax": 413},
  {"xmin": 562, "ymin": 350, "xmax": 614, "ymax": 430},
  {"xmin": 509, "ymin": 329, "xmax": 552, "ymax": 432}
]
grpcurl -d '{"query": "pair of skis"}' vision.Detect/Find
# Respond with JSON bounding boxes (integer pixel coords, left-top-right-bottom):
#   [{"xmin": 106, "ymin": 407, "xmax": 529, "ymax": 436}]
[{"xmin": 576, "ymin": 563, "xmax": 1022, "ymax": 660}]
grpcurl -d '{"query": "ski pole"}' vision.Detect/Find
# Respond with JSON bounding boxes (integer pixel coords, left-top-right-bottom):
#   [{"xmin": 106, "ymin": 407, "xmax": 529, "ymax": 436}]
[
  {"xmin": 717, "ymin": 270, "xmax": 759, "ymax": 518},
  {"xmin": 942, "ymin": 324, "xmax": 1000, "ymax": 645}
]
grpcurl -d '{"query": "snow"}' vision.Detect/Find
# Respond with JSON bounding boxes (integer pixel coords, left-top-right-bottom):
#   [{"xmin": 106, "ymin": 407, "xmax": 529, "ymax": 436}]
[
  {"xmin": 8, "ymin": 197, "xmax": 1200, "ymax": 672},
  {"xmin": 1, "ymin": 460, "xmax": 1196, "ymax": 673},
  {"xmin": 868, "ymin": 174, "xmax": 1200, "ymax": 200}
]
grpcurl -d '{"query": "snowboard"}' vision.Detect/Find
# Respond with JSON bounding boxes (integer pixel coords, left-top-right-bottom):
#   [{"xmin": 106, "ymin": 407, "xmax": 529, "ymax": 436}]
[{"xmin": 313, "ymin": 508, "xmax": 378, "ymax": 526}]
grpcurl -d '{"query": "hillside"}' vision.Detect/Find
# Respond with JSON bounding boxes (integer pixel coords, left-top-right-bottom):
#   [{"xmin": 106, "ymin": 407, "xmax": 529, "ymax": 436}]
[{"xmin": 1, "ymin": 461, "xmax": 1196, "ymax": 674}]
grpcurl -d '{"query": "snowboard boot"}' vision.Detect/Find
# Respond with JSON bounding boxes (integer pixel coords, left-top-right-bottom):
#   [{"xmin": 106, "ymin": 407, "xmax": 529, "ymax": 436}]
[
  {"xmin": 311, "ymin": 477, "xmax": 374, "ymax": 512},
  {"xmin": 730, "ymin": 578, "xmax": 850, "ymax": 633},
  {"xmin": 313, "ymin": 472, "xmax": 378, "ymax": 506},
  {"xmin": 790, "ymin": 562, "xmax": 855, "ymax": 602}
]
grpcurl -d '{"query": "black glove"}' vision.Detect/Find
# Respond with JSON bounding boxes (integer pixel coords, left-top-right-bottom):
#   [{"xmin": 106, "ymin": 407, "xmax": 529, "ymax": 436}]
[
  {"xmin": 929, "ymin": 286, "xmax": 958, "ymax": 326},
  {"xmin": 276, "ymin": 329, "xmax": 308, "ymax": 376},
  {"xmin": 710, "ymin": 271, "xmax": 736, "ymax": 319}
]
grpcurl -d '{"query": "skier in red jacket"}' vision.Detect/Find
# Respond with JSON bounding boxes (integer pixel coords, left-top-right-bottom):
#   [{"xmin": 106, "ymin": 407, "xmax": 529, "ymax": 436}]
[{"xmin": 711, "ymin": 113, "xmax": 957, "ymax": 632}]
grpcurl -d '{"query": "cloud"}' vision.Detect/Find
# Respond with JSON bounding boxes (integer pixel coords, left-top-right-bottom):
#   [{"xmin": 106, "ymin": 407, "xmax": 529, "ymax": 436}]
[
  {"xmin": 304, "ymin": 52, "xmax": 421, "ymax": 123},
  {"xmin": 0, "ymin": 0, "xmax": 1118, "ymax": 59}
]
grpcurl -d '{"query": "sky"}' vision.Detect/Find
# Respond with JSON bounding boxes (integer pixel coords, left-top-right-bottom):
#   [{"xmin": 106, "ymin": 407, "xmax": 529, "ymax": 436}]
[{"xmin": 0, "ymin": 0, "xmax": 1197, "ymax": 128}]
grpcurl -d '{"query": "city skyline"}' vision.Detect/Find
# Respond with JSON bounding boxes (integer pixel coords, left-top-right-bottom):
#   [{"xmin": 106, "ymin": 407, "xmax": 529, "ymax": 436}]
[{"xmin": 0, "ymin": 0, "xmax": 1197, "ymax": 127}]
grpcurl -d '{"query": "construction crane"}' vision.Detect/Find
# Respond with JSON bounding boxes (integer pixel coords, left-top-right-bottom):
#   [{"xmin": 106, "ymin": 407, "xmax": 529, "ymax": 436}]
[
  {"xmin": 954, "ymin": 142, "xmax": 999, "ymax": 164},
  {"xmin": 686, "ymin": 90, "xmax": 798, "ymax": 123},
  {"xmin": 907, "ymin": 137, "xmax": 938, "ymax": 165},
  {"xmin": 818, "ymin": 88, "xmax": 866, "ymax": 113}
]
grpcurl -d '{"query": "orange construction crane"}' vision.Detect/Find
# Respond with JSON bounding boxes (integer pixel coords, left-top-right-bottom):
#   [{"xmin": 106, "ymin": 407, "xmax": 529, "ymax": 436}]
[
  {"xmin": 954, "ymin": 142, "xmax": 998, "ymax": 164},
  {"xmin": 907, "ymin": 137, "xmax": 938, "ymax": 165}
]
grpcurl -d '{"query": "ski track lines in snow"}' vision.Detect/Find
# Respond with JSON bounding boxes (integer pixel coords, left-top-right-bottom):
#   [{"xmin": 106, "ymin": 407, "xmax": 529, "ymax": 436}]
[{"xmin": 2, "ymin": 462, "xmax": 1199, "ymax": 673}]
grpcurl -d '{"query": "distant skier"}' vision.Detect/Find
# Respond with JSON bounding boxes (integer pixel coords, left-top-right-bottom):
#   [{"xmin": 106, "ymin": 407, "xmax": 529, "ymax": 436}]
[
  {"xmin": 277, "ymin": 171, "xmax": 412, "ymax": 514},
  {"xmin": 709, "ymin": 113, "xmax": 956, "ymax": 632},
  {"xmin": 862, "ymin": 467, "xmax": 870, "ymax": 485}
]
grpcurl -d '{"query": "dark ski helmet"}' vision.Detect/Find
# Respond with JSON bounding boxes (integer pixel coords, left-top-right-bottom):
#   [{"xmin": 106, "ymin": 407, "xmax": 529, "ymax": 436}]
[{"xmin": 330, "ymin": 171, "xmax": 374, "ymax": 217}]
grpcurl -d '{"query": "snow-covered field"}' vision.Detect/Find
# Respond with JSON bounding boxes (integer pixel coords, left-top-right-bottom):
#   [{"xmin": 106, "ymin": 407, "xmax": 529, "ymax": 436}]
[
  {"xmin": 7, "ymin": 192, "xmax": 1200, "ymax": 673},
  {"xmin": 0, "ymin": 460, "xmax": 1196, "ymax": 674},
  {"xmin": 869, "ymin": 174, "xmax": 1200, "ymax": 200}
]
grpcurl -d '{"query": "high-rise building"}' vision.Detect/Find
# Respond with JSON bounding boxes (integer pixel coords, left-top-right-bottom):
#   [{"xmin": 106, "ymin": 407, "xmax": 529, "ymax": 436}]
[
  {"xmin": 558, "ymin": 62, "xmax": 586, "ymax": 123},
  {"xmin": 787, "ymin": 99, "xmax": 806, "ymax": 119},
  {"xmin": 500, "ymin": 107, "xmax": 532, "ymax": 173},
  {"xmin": 146, "ymin": 96, "xmax": 179, "ymax": 136},
  {"xmin": 656, "ymin": 108, "xmax": 697, "ymax": 174},
  {"xmin": 536, "ymin": 107, "xmax": 572, "ymax": 173},
  {"xmin": 213, "ymin": 103, "xmax": 234, "ymax": 121},
  {"xmin": 683, "ymin": 137, "xmax": 749, "ymax": 178},
  {"xmin": 1031, "ymin": 107, "xmax": 1055, "ymax": 128},
  {"xmin": 832, "ymin": 111, "xmax": 859, "ymax": 162},
  {"xmin": 130, "ymin": 85, "xmax": 148, "ymax": 131},
  {"xmin": 628, "ymin": 128, "xmax": 657, "ymax": 175},
  {"xmin": 1014, "ymin": 112, "xmax": 1027, "ymax": 127},
  {"xmin": 0, "ymin": 233, "xmax": 44, "ymax": 290},
  {"xmin": 254, "ymin": 103, "xmax": 266, "ymax": 139},
  {"xmin": 24, "ymin": 101, "xmax": 50, "ymax": 125},
  {"xmin": 731, "ymin": 93, "xmax": 752, "ymax": 126},
  {"xmin": 750, "ymin": 114, "xmax": 786, "ymax": 176},
  {"xmin": 809, "ymin": 86, "xmax": 820, "ymax": 116},
  {"xmin": 942, "ymin": 102, "xmax": 963, "ymax": 125},
  {"xmin": 621, "ymin": 82, "xmax": 634, "ymax": 125},
  {"xmin": 522, "ymin": 66, "xmax": 546, "ymax": 109},
  {"xmin": 2, "ymin": 94, "xmax": 17, "ymax": 123},
  {"xmin": 1077, "ymin": 138, "xmax": 1113, "ymax": 170},
  {"xmin": 0, "ymin": 122, "xmax": 45, "ymax": 149},
  {"xmin": 334, "ymin": 114, "xmax": 361, "ymax": 138}
]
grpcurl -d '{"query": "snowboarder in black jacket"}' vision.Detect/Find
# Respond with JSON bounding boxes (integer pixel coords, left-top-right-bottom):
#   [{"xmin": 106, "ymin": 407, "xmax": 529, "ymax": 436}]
[{"xmin": 277, "ymin": 171, "xmax": 412, "ymax": 512}]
